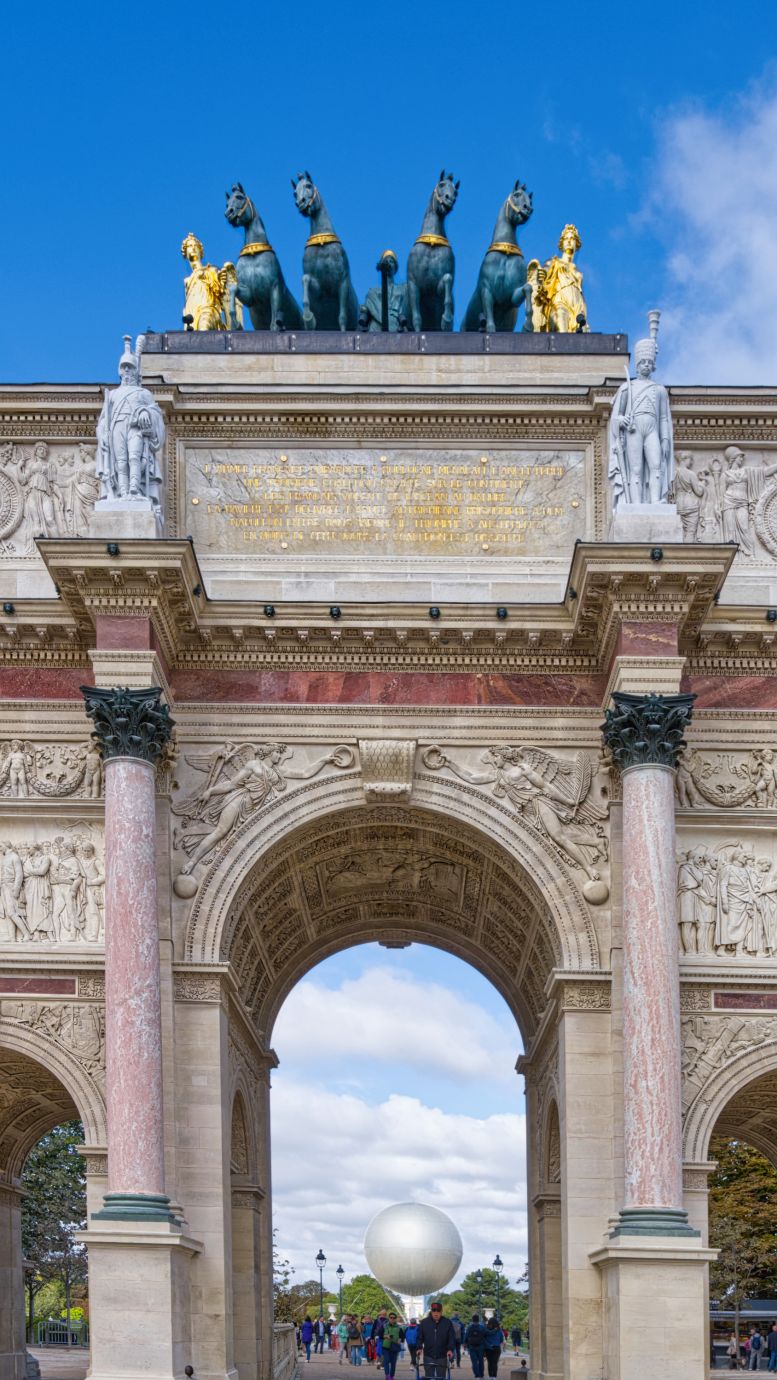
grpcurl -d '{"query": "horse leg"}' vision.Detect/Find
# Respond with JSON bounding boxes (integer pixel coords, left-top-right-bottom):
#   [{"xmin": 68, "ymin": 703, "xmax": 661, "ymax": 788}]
[
  {"xmin": 516, "ymin": 282, "xmax": 533, "ymax": 333},
  {"xmin": 302, "ymin": 273, "xmax": 316, "ymax": 331},
  {"xmin": 270, "ymin": 278, "xmax": 282, "ymax": 331},
  {"xmin": 407, "ymin": 275, "xmax": 422, "ymax": 333},
  {"xmin": 229, "ymin": 281, "xmax": 243, "ymax": 331},
  {"xmin": 481, "ymin": 283, "xmax": 496, "ymax": 334},
  {"xmin": 440, "ymin": 273, "xmax": 453, "ymax": 331},
  {"xmin": 338, "ymin": 275, "xmax": 350, "ymax": 332}
]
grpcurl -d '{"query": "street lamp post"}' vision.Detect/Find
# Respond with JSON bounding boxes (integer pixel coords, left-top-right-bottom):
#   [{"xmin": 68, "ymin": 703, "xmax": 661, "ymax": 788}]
[
  {"xmin": 337, "ymin": 1264, "xmax": 344, "ymax": 1318},
  {"xmin": 316, "ymin": 1249, "xmax": 327, "ymax": 1320},
  {"xmin": 492, "ymin": 1255, "xmax": 503, "ymax": 1320},
  {"xmin": 475, "ymin": 1269, "xmax": 483, "ymax": 1317}
]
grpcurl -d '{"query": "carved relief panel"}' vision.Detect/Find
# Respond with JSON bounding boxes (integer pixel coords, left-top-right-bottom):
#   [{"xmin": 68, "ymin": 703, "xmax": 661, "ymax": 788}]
[
  {"xmin": 672, "ymin": 446, "xmax": 777, "ymax": 561},
  {"xmin": 676, "ymin": 746, "xmax": 777, "ymax": 810},
  {"xmin": 0, "ymin": 821, "xmax": 104, "ymax": 946},
  {"xmin": 0, "ymin": 442, "xmax": 98, "ymax": 552},
  {"xmin": 0, "ymin": 738, "xmax": 103, "ymax": 800}
]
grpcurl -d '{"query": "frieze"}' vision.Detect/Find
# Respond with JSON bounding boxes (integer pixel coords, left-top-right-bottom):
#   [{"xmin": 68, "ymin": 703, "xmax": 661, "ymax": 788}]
[
  {"xmin": 678, "ymin": 842, "xmax": 777, "ymax": 959},
  {"xmin": 173, "ymin": 971, "xmax": 224, "ymax": 1003},
  {"xmin": 672, "ymin": 447, "xmax": 777, "ymax": 561},
  {"xmin": 1, "ymin": 1000, "xmax": 105, "ymax": 1082},
  {"xmin": 77, "ymin": 973, "xmax": 105, "ymax": 998},
  {"xmin": 0, "ymin": 739, "xmax": 102, "ymax": 799},
  {"xmin": 0, "ymin": 442, "xmax": 98, "ymax": 553},
  {"xmin": 0, "ymin": 824, "xmax": 104, "ymax": 947},
  {"xmin": 676, "ymin": 747, "xmax": 777, "ymax": 809},
  {"xmin": 82, "ymin": 1151, "xmax": 108, "ymax": 1176},
  {"xmin": 682, "ymin": 1013, "xmax": 777, "ymax": 1107},
  {"xmin": 679, "ymin": 985, "xmax": 714, "ymax": 1012},
  {"xmin": 553, "ymin": 978, "xmax": 612, "ymax": 1011}
]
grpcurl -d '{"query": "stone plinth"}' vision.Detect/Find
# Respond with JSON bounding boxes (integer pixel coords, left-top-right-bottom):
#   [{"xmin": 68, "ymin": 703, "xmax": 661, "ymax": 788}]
[
  {"xmin": 608, "ymin": 502, "xmax": 683, "ymax": 543},
  {"xmin": 88, "ymin": 498, "xmax": 162, "ymax": 539}
]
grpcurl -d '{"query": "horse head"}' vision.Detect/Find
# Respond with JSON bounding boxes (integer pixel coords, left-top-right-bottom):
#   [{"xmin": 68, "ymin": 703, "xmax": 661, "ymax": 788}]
[
  {"xmin": 291, "ymin": 171, "xmax": 319, "ymax": 219},
  {"xmin": 433, "ymin": 169, "xmax": 460, "ymax": 218},
  {"xmin": 506, "ymin": 180, "xmax": 534, "ymax": 228},
  {"xmin": 225, "ymin": 183, "xmax": 255, "ymax": 227}
]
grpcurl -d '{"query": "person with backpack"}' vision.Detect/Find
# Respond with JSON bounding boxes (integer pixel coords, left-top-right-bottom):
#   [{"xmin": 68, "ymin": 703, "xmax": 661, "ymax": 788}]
[
  {"xmin": 301, "ymin": 1317, "xmax": 314, "ymax": 1363},
  {"xmin": 382, "ymin": 1313, "xmax": 403, "ymax": 1379},
  {"xmin": 483, "ymin": 1317, "xmax": 503, "ymax": 1378},
  {"xmin": 464, "ymin": 1315, "xmax": 486, "ymax": 1379},
  {"xmin": 348, "ymin": 1316, "xmax": 364, "ymax": 1365},
  {"xmin": 450, "ymin": 1315, "xmax": 463, "ymax": 1367},
  {"xmin": 509, "ymin": 1327, "xmax": 521, "ymax": 1354},
  {"xmin": 338, "ymin": 1316, "xmax": 349, "ymax": 1364},
  {"xmin": 750, "ymin": 1328, "xmax": 764, "ymax": 1370},
  {"xmin": 405, "ymin": 1320, "xmax": 419, "ymax": 1368}
]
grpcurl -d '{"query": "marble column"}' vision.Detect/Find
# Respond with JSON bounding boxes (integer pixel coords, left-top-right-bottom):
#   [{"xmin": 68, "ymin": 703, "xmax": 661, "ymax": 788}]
[
  {"xmin": 81, "ymin": 684, "xmax": 175, "ymax": 1221},
  {"xmin": 602, "ymin": 690, "xmax": 697, "ymax": 1236}
]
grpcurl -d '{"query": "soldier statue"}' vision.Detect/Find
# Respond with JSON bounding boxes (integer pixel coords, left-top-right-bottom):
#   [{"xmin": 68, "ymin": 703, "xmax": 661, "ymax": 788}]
[
  {"xmin": 608, "ymin": 311, "xmax": 674, "ymax": 509},
  {"xmin": 358, "ymin": 250, "xmax": 407, "ymax": 332},
  {"xmin": 96, "ymin": 336, "xmax": 164, "ymax": 516}
]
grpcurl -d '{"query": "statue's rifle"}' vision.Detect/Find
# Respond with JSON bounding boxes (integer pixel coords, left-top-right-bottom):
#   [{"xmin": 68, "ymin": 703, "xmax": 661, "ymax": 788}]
[
  {"xmin": 613, "ymin": 364, "xmax": 631, "ymax": 501},
  {"xmin": 100, "ymin": 387, "xmax": 113, "ymax": 497}
]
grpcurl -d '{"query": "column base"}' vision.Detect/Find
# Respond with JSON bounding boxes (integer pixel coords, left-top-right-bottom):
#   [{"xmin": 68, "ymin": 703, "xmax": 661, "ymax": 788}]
[
  {"xmin": 609, "ymin": 1206, "xmax": 699, "ymax": 1237},
  {"xmin": 92, "ymin": 1191, "xmax": 180, "ymax": 1223}
]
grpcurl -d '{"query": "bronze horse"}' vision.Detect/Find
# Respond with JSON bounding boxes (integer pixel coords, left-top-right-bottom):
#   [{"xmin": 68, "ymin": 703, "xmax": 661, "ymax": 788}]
[
  {"xmin": 225, "ymin": 184, "xmax": 303, "ymax": 330},
  {"xmin": 461, "ymin": 181, "xmax": 534, "ymax": 332},
  {"xmin": 291, "ymin": 172, "xmax": 358, "ymax": 331},
  {"xmin": 406, "ymin": 171, "xmax": 459, "ymax": 331}
]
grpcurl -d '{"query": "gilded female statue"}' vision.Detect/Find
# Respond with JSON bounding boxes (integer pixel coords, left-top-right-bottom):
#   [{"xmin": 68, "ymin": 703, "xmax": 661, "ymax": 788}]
[
  {"xmin": 181, "ymin": 232, "xmax": 225, "ymax": 331},
  {"xmin": 540, "ymin": 224, "xmax": 589, "ymax": 332}
]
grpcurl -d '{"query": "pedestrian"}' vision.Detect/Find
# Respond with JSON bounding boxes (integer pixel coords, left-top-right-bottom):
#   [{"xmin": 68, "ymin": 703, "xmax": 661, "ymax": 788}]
[
  {"xmin": 464, "ymin": 1315, "xmax": 486, "ymax": 1380},
  {"xmin": 348, "ymin": 1316, "xmax": 364, "ymax": 1366},
  {"xmin": 301, "ymin": 1317, "xmax": 314, "ymax": 1363},
  {"xmin": 450, "ymin": 1315, "xmax": 463, "ymax": 1368},
  {"xmin": 338, "ymin": 1316, "xmax": 349, "ymax": 1364},
  {"xmin": 363, "ymin": 1316, "xmax": 374, "ymax": 1363},
  {"xmin": 382, "ymin": 1312, "xmax": 403, "ymax": 1379},
  {"xmin": 509, "ymin": 1327, "xmax": 521, "ymax": 1355},
  {"xmin": 418, "ymin": 1301, "xmax": 456, "ymax": 1380},
  {"xmin": 405, "ymin": 1318, "xmax": 419, "ymax": 1368},
  {"xmin": 751, "ymin": 1329, "xmax": 764, "ymax": 1370},
  {"xmin": 315, "ymin": 1317, "xmax": 327, "ymax": 1354},
  {"xmin": 483, "ymin": 1317, "xmax": 503, "ymax": 1379},
  {"xmin": 374, "ymin": 1309, "xmax": 388, "ymax": 1367},
  {"xmin": 766, "ymin": 1323, "xmax": 777, "ymax": 1372}
]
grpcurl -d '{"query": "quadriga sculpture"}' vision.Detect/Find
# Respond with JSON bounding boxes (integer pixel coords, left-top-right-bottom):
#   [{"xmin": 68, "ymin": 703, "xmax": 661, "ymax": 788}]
[
  {"xmin": 406, "ymin": 170, "xmax": 459, "ymax": 331},
  {"xmin": 291, "ymin": 172, "xmax": 358, "ymax": 331},
  {"xmin": 461, "ymin": 181, "xmax": 534, "ymax": 332},
  {"xmin": 225, "ymin": 184, "xmax": 303, "ymax": 331}
]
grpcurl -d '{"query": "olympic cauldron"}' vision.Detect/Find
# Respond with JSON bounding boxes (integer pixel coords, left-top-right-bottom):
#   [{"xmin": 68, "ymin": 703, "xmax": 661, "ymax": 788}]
[{"xmin": 363, "ymin": 1202, "xmax": 463, "ymax": 1296}]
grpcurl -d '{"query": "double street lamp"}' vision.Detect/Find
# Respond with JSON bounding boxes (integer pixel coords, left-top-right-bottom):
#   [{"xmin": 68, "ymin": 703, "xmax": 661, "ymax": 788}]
[
  {"xmin": 316, "ymin": 1249, "xmax": 326, "ymax": 1318},
  {"xmin": 336, "ymin": 1264, "xmax": 344, "ymax": 1316},
  {"xmin": 492, "ymin": 1255, "xmax": 503, "ymax": 1319}
]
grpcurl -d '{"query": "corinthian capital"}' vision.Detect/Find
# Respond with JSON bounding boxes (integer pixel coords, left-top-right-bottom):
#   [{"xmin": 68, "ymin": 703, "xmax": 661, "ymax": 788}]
[
  {"xmin": 80, "ymin": 685, "xmax": 174, "ymax": 765},
  {"xmin": 601, "ymin": 691, "xmax": 695, "ymax": 771}
]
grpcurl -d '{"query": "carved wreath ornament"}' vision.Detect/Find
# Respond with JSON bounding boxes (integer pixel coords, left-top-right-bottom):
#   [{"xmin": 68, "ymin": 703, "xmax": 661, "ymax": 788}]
[{"xmin": 601, "ymin": 692, "xmax": 695, "ymax": 772}]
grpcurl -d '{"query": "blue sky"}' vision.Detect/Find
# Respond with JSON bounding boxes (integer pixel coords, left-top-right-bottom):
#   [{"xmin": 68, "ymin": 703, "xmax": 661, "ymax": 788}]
[{"xmin": 5, "ymin": 2, "xmax": 777, "ymax": 382}]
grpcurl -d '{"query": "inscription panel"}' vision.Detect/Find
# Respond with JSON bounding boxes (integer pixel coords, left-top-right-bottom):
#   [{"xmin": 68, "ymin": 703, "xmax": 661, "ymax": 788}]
[{"xmin": 184, "ymin": 446, "xmax": 588, "ymax": 558}]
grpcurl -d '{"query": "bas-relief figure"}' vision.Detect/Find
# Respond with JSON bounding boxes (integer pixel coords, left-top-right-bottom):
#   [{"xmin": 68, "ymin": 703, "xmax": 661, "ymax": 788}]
[
  {"xmin": 421, "ymin": 743, "xmax": 610, "ymax": 902},
  {"xmin": 0, "ymin": 740, "xmax": 103, "ymax": 799},
  {"xmin": 5, "ymin": 1002, "xmax": 104, "ymax": 1079},
  {"xmin": 672, "ymin": 447, "xmax": 777, "ymax": 560},
  {"xmin": 608, "ymin": 311, "xmax": 674, "ymax": 509},
  {"xmin": 171, "ymin": 741, "xmax": 355, "ymax": 894},
  {"xmin": 358, "ymin": 250, "xmax": 407, "ymax": 333},
  {"xmin": 322, "ymin": 850, "xmax": 463, "ymax": 906},
  {"xmin": 406, "ymin": 170, "xmax": 459, "ymax": 332},
  {"xmin": 0, "ymin": 829, "xmax": 104, "ymax": 945},
  {"xmin": 0, "ymin": 442, "xmax": 98, "ymax": 552},
  {"xmin": 461, "ymin": 181, "xmax": 533, "ymax": 333},
  {"xmin": 677, "ymin": 844, "xmax": 777, "ymax": 957},
  {"xmin": 676, "ymin": 746, "xmax": 777, "ymax": 809},
  {"xmin": 291, "ymin": 172, "xmax": 359, "ymax": 332},
  {"xmin": 225, "ymin": 184, "xmax": 303, "ymax": 331},
  {"xmin": 682, "ymin": 1013, "xmax": 777, "ymax": 1103},
  {"xmin": 527, "ymin": 224, "xmax": 590, "ymax": 334},
  {"xmin": 95, "ymin": 336, "xmax": 164, "ymax": 514}
]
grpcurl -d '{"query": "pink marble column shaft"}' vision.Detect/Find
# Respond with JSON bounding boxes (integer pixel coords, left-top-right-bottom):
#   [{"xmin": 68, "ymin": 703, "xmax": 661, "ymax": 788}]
[
  {"xmin": 621, "ymin": 764, "xmax": 683, "ymax": 1210},
  {"xmin": 104, "ymin": 756, "xmax": 165, "ymax": 1197}
]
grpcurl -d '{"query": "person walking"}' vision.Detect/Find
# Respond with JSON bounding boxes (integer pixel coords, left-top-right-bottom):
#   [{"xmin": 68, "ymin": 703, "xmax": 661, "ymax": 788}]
[
  {"xmin": 382, "ymin": 1313, "xmax": 403, "ymax": 1380},
  {"xmin": 315, "ymin": 1317, "xmax": 327, "ymax": 1354},
  {"xmin": 301, "ymin": 1317, "xmax": 314, "ymax": 1363},
  {"xmin": 373, "ymin": 1310, "xmax": 388, "ymax": 1367},
  {"xmin": 405, "ymin": 1319, "xmax": 419, "ymax": 1368},
  {"xmin": 464, "ymin": 1316, "xmax": 486, "ymax": 1380},
  {"xmin": 347, "ymin": 1316, "xmax": 364, "ymax": 1366},
  {"xmin": 450, "ymin": 1315, "xmax": 463, "ymax": 1368},
  {"xmin": 509, "ymin": 1327, "xmax": 521, "ymax": 1355},
  {"xmin": 766, "ymin": 1323, "xmax": 777, "ymax": 1371},
  {"xmin": 338, "ymin": 1316, "xmax": 349, "ymax": 1364},
  {"xmin": 483, "ymin": 1317, "xmax": 503, "ymax": 1379},
  {"xmin": 751, "ymin": 1329, "xmax": 764, "ymax": 1370},
  {"xmin": 363, "ymin": 1316, "xmax": 375, "ymax": 1364},
  {"xmin": 418, "ymin": 1301, "xmax": 455, "ymax": 1380}
]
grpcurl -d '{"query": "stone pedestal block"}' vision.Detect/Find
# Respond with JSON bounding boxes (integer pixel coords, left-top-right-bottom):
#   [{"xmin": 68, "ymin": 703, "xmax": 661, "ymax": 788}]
[
  {"xmin": 608, "ymin": 502, "xmax": 683, "ymax": 543},
  {"xmin": 82, "ymin": 1220, "xmax": 202, "ymax": 1380},
  {"xmin": 590, "ymin": 1237, "xmax": 716, "ymax": 1380},
  {"xmin": 88, "ymin": 498, "xmax": 162, "ymax": 539}
]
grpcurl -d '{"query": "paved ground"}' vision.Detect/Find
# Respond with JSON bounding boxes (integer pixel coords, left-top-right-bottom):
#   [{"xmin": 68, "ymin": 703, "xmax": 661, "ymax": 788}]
[{"xmin": 30, "ymin": 1348, "xmax": 89, "ymax": 1380}]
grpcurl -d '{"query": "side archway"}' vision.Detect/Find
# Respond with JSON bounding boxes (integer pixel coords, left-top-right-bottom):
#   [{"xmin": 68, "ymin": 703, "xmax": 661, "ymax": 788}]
[{"xmin": 683, "ymin": 1038, "xmax": 777, "ymax": 1167}]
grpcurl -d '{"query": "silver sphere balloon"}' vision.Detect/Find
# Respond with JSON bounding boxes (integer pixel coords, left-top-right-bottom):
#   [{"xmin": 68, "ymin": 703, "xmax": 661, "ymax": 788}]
[{"xmin": 364, "ymin": 1202, "xmax": 463, "ymax": 1295}]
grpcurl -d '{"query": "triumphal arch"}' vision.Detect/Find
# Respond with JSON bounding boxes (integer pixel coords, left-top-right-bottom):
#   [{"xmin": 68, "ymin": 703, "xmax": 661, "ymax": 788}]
[{"xmin": 0, "ymin": 314, "xmax": 776, "ymax": 1380}]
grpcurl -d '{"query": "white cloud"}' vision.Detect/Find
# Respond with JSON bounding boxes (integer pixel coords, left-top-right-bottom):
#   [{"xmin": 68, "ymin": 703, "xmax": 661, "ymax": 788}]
[
  {"xmin": 272, "ymin": 967, "xmax": 520, "ymax": 1086},
  {"xmin": 271, "ymin": 1079, "xmax": 527, "ymax": 1289},
  {"xmin": 648, "ymin": 78, "xmax": 777, "ymax": 382}
]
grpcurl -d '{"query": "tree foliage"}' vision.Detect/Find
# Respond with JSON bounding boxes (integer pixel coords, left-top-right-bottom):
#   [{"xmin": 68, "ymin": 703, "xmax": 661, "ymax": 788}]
[
  {"xmin": 438, "ymin": 1267, "xmax": 528, "ymax": 1330},
  {"xmin": 340, "ymin": 1274, "xmax": 403, "ymax": 1319},
  {"xmin": 709, "ymin": 1136, "xmax": 777, "ymax": 1347},
  {"xmin": 21, "ymin": 1121, "xmax": 88, "ymax": 1338}
]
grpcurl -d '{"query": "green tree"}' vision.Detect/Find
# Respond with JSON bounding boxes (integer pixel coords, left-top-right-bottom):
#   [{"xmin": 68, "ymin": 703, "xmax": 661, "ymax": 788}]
[
  {"xmin": 709, "ymin": 1137, "xmax": 777, "ymax": 1355},
  {"xmin": 439, "ymin": 1268, "xmax": 528, "ymax": 1331},
  {"xmin": 272, "ymin": 1231, "xmax": 296, "ymax": 1321},
  {"xmin": 21, "ymin": 1121, "xmax": 87, "ymax": 1344},
  {"xmin": 340, "ymin": 1275, "xmax": 403, "ymax": 1319}
]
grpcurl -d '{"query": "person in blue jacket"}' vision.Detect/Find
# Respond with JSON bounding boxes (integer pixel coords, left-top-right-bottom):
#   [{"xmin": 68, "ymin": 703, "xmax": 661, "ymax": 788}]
[
  {"xmin": 301, "ymin": 1317, "xmax": 314, "ymax": 1362},
  {"xmin": 464, "ymin": 1315, "xmax": 486, "ymax": 1379},
  {"xmin": 483, "ymin": 1317, "xmax": 503, "ymax": 1378}
]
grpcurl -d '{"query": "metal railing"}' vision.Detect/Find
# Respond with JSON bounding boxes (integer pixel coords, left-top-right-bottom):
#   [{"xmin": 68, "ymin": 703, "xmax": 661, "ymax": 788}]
[{"xmin": 34, "ymin": 1320, "xmax": 89, "ymax": 1347}]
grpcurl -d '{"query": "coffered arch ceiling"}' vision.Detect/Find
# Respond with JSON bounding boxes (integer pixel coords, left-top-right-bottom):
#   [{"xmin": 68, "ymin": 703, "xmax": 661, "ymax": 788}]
[
  {"xmin": 221, "ymin": 805, "xmax": 566, "ymax": 1043},
  {"xmin": 711, "ymin": 1069, "xmax": 777, "ymax": 1170},
  {"xmin": 0, "ymin": 1047, "xmax": 79, "ymax": 1181}
]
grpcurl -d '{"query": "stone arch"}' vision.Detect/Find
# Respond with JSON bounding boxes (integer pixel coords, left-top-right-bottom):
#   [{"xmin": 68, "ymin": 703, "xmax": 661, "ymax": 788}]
[
  {"xmin": 683, "ymin": 1038, "xmax": 777, "ymax": 1167},
  {"xmin": 183, "ymin": 771, "xmax": 602, "ymax": 1041},
  {"xmin": 0, "ymin": 1017, "xmax": 106, "ymax": 1180}
]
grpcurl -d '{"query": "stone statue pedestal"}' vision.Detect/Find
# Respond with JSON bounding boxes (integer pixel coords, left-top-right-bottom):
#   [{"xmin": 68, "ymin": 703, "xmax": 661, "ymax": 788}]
[
  {"xmin": 88, "ymin": 498, "xmax": 162, "ymax": 540},
  {"xmin": 608, "ymin": 502, "xmax": 683, "ymax": 544}
]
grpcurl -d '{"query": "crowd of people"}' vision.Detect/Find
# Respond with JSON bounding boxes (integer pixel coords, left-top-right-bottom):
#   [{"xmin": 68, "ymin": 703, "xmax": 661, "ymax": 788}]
[
  {"xmin": 725, "ymin": 1323, "xmax": 777, "ymax": 1369},
  {"xmin": 296, "ymin": 1303, "xmax": 527, "ymax": 1377}
]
